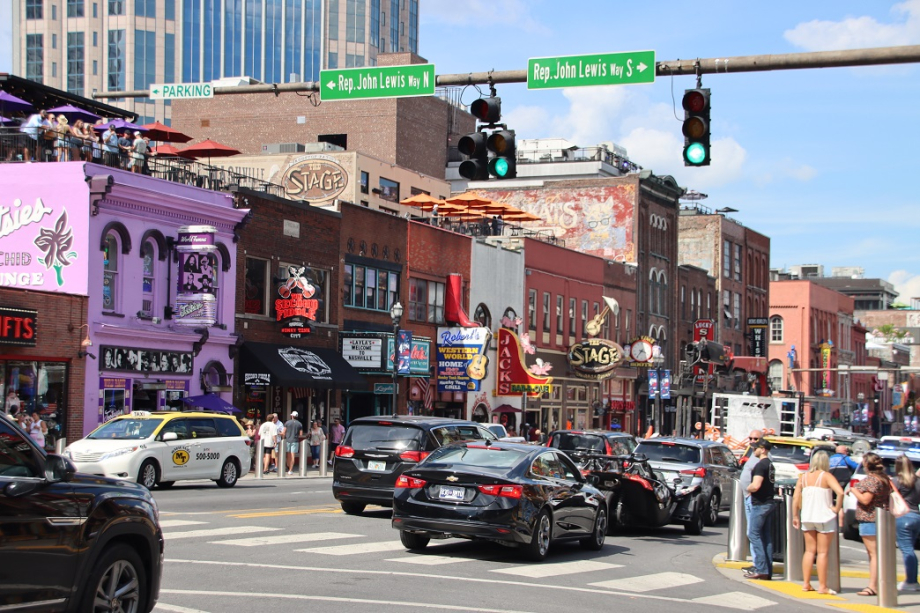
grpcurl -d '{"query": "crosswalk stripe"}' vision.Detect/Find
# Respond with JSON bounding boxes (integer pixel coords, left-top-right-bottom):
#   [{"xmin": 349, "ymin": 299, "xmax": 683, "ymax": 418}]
[
  {"xmin": 385, "ymin": 555, "xmax": 472, "ymax": 566},
  {"xmin": 158, "ymin": 520, "xmax": 207, "ymax": 528},
  {"xmin": 294, "ymin": 541, "xmax": 406, "ymax": 556},
  {"xmin": 589, "ymin": 572, "xmax": 703, "ymax": 592},
  {"xmin": 165, "ymin": 526, "xmax": 280, "ymax": 540},
  {"xmin": 690, "ymin": 592, "xmax": 776, "ymax": 610},
  {"xmin": 492, "ymin": 560, "xmax": 622, "ymax": 578},
  {"xmin": 213, "ymin": 532, "xmax": 363, "ymax": 547}
]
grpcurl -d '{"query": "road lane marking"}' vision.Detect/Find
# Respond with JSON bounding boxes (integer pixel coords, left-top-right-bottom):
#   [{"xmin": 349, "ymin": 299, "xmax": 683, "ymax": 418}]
[
  {"xmin": 165, "ymin": 526, "xmax": 280, "ymax": 540},
  {"xmin": 294, "ymin": 541, "xmax": 406, "ymax": 555},
  {"xmin": 153, "ymin": 604, "xmax": 213, "ymax": 613},
  {"xmin": 159, "ymin": 589, "xmax": 534, "ymax": 613},
  {"xmin": 691, "ymin": 592, "xmax": 776, "ymax": 610},
  {"xmin": 228, "ymin": 507, "xmax": 343, "ymax": 518},
  {"xmin": 213, "ymin": 532, "xmax": 363, "ymax": 547},
  {"xmin": 158, "ymin": 520, "xmax": 208, "ymax": 528},
  {"xmin": 589, "ymin": 571, "xmax": 703, "ymax": 592},
  {"xmin": 385, "ymin": 555, "xmax": 472, "ymax": 566},
  {"xmin": 493, "ymin": 560, "xmax": 622, "ymax": 578}
]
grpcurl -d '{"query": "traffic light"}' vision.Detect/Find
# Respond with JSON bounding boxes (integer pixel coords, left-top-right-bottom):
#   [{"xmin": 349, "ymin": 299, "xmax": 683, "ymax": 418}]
[
  {"xmin": 682, "ymin": 88, "xmax": 710, "ymax": 167},
  {"xmin": 458, "ymin": 132, "xmax": 489, "ymax": 180},
  {"xmin": 487, "ymin": 129, "xmax": 516, "ymax": 179},
  {"xmin": 470, "ymin": 97, "xmax": 502, "ymax": 124}
]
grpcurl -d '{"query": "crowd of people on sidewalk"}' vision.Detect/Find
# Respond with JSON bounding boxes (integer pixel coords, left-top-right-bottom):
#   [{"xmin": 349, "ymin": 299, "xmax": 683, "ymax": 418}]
[{"xmin": 240, "ymin": 413, "xmax": 346, "ymax": 474}]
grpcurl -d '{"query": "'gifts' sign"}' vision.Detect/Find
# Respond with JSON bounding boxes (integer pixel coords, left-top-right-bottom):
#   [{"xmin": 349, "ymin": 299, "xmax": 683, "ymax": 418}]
[{"xmin": 0, "ymin": 306, "xmax": 37, "ymax": 346}]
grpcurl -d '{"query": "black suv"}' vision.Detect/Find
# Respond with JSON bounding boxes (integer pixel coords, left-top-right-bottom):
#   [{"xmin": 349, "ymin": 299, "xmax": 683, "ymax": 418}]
[
  {"xmin": 0, "ymin": 413, "xmax": 163, "ymax": 612},
  {"xmin": 546, "ymin": 430, "xmax": 637, "ymax": 465},
  {"xmin": 332, "ymin": 416, "xmax": 496, "ymax": 514}
]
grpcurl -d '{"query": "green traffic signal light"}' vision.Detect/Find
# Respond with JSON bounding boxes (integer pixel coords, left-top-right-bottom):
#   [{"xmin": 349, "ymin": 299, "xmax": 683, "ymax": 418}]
[
  {"xmin": 684, "ymin": 142, "xmax": 707, "ymax": 165},
  {"xmin": 491, "ymin": 157, "xmax": 510, "ymax": 177}
]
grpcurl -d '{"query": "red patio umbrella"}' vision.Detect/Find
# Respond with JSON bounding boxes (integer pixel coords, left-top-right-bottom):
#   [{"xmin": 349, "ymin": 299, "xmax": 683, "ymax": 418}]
[
  {"xmin": 141, "ymin": 121, "xmax": 192, "ymax": 144},
  {"xmin": 151, "ymin": 143, "xmax": 184, "ymax": 157},
  {"xmin": 178, "ymin": 139, "xmax": 242, "ymax": 165}
]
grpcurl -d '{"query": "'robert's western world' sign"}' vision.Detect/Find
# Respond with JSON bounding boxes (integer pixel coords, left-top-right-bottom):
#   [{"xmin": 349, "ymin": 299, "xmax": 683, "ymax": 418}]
[{"xmin": 567, "ymin": 338, "xmax": 625, "ymax": 380}]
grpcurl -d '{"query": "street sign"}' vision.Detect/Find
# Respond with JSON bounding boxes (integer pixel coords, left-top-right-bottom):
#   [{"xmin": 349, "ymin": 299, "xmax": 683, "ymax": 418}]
[
  {"xmin": 527, "ymin": 50, "xmax": 655, "ymax": 90},
  {"xmin": 320, "ymin": 64, "xmax": 435, "ymax": 101},
  {"xmin": 149, "ymin": 83, "xmax": 214, "ymax": 100}
]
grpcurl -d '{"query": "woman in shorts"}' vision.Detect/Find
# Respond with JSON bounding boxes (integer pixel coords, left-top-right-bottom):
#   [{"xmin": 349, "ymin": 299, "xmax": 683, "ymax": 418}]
[
  {"xmin": 851, "ymin": 452, "xmax": 892, "ymax": 597},
  {"xmin": 793, "ymin": 450, "xmax": 844, "ymax": 594}
]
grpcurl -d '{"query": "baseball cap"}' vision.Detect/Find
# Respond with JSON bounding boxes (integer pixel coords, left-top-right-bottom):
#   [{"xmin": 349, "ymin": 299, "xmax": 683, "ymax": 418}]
[
  {"xmin": 754, "ymin": 439, "xmax": 773, "ymax": 451},
  {"xmin": 291, "ymin": 411, "xmax": 298, "ymax": 417},
  {"xmin": 133, "ymin": 131, "xmax": 141, "ymax": 136}
]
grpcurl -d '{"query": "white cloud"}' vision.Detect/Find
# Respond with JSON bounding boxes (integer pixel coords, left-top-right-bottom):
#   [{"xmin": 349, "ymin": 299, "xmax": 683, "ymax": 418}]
[
  {"xmin": 889, "ymin": 270, "xmax": 920, "ymax": 303},
  {"xmin": 784, "ymin": 0, "xmax": 920, "ymax": 51},
  {"xmin": 753, "ymin": 158, "xmax": 818, "ymax": 186},
  {"xmin": 421, "ymin": 0, "xmax": 548, "ymax": 33}
]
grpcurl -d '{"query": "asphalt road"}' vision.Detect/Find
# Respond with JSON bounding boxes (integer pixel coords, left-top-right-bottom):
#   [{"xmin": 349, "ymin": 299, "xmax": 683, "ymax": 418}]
[{"xmin": 149, "ymin": 475, "xmax": 827, "ymax": 613}]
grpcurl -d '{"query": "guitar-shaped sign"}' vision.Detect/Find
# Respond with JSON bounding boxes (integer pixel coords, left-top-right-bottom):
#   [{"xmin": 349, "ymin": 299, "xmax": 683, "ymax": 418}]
[
  {"xmin": 585, "ymin": 296, "xmax": 620, "ymax": 338},
  {"xmin": 467, "ymin": 353, "xmax": 488, "ymax": 380}
]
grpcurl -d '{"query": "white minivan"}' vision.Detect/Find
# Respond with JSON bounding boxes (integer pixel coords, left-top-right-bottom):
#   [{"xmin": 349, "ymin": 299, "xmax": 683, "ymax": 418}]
[{"xmin": 65, "ymin": 410, "xmax": 251, "ymax": 489}]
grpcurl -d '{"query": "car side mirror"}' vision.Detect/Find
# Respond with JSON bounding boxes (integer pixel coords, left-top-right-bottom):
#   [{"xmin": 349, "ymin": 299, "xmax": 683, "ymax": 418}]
[
  {"xmin": 585, "ymin": 474, "xmax": 600, "ymax": 486},
  {"xmin": 44, "ymin": 454, "xmax": 76, "ymax": 483},
  {"xmin": 162, "ymin": 432, "xmax": 178, "ymax": 441}
]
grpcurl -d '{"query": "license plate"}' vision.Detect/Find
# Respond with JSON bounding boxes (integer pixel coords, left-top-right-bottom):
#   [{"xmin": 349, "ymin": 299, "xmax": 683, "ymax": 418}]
[
  {"xmin": 438, "ymin": 486, "xmax": 465, "ymax": 501},
  {"xmin": 367, "ymin": 460, "xmax": 386, "ymax": 471}
]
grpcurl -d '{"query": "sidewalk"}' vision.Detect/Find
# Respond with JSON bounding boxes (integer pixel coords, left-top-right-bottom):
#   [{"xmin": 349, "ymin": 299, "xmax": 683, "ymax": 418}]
[{"xmin": 713, "ymin": 552, "xmax": 920, "ymax": 612}]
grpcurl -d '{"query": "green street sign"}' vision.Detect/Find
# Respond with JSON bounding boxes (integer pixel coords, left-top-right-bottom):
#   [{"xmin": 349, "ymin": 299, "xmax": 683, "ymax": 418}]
[
  {"xmin": 149, "ymin": 82, "xmax": 214, "ymax": 100},
  {"xmin": 527, "ymin": 50, "xmax": 655, "ymax": 90},
  {"xmin": 320, "ymin": 64, "xmax": 435, "ymax": 101}
]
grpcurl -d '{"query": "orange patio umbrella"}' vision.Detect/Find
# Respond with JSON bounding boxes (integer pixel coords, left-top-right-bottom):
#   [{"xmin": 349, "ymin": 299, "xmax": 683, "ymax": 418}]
[
  {"xmin": 400, "ymin": 193, "xmax": 443, "ymax": 206},
  {"xmin": 501, "ymin": 210, "xmax": 542, "ymax": 222},
  {"xmin": 445, "ymin": 192, "xmax": 493, "ymax": 208}
]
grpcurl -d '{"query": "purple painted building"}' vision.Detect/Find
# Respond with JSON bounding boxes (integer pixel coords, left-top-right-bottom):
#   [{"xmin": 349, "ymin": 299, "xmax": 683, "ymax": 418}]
[{"xmin": 0, "ymin": 162, "xmax": 249, "ymax": 438}]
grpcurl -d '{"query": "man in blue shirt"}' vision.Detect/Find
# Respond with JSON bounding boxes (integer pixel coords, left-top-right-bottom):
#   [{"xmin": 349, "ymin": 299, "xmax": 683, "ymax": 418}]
[{"xmin": 828, "ymin": 445, "xmax": 859, "ymax": 488}]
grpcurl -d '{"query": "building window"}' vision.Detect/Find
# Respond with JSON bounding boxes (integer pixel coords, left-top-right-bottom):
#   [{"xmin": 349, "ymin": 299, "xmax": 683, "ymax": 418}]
[
  {"xmin": 723, "ymin": 240, "xmax": 731, "ymax": 278},
  {"xmin": 582, "ymin": 300, "xmax": 588, "ymax": 336},
  {"xmin": 770, "ymin": 316, "xmax": 783, "ymax": 342},
  {"xmin": 370, "ymin": 0, "xmax": 380, "ymax": 47},
  {"xmin": 378, "ymin": 177, "xmax": 399, "ymax": 203},
  {"xmin": 135, "ymin": 0, "xmax": 154, "ymax": 17},
  {"xmin": 244, "ymin": 257, "xmax": 269, "ymax": 316},
  {"xmin": 473, "ymin": 303, "xmax": 491, "ymax": 329},
  {"xmin": 408, "ymin": 278, "xmax": 443, "ymax": 323},
  {"xmin": 528, "ymin": 289, "xmax": 536, "ymax": 330},
  {"xmin": 389, "ymin": 0, "xmax": 399, "ymax": 52},
  {"xmin": 360, "ymin": 171, "xmax": 369, "ymax": 194},
  {"xmin": 52, "ymin": 62, "xmax": 57, "ymax": 77},
  {"xmin": 734, "ymin": 243, "xmax": 742, "ymax": 282},
  {"xmin": 92, "ymin": 31, "xmax": 97, "ymax": 46},
  {"xmin": 26, "ymin": 34, "xmax": 43, "ymax": 82},
  {"xmin": 768, "ymin": 359, "xmax": 783, "ymax": 392},
  {"xmin": 555, "ymin": 295, "xmax": 563, "ymax": 336},
  {"xmin": 328, "ymin": 0, "xmax": 339, "ymax": 39},
  {"xmin": 165, "ymin": 0, "xmax": 175, "ymax": 20},
  {"xmin": 344, "ymin": 263, "xmax": 398, "ymax": 313},
  {"xmin": 542, "ymin": 292, "xmax": 550, "ymax": 333},
  {"xmin": 52, "ymin": 33, "xmax": 57, "ymax": 49},
  {"xmin": 210, "ymin": 252, "xmax": 221, "ymax": 325},
  {"xmin": 659, "ymin": 272, "xmax": 668, "ymax": 317},
  {"xmin": 164, "ymin": 33, "xmax": 175, "ymax": 82},
  {"xmin": 134, "ymin": 29, "xmax": 155, "ymax": 92},
  {"xmin": 66, "ymin": 32, "xmax": 84, "ymax": 94},
  {"xmin": 346, "ymin": 0, "xmax": 365, "ymax": 43},
  {"xmin": 26, "ymin": 0, "xmax": 43, "ymax": 19},
  {"xmin": 108, "ymin": 29, "xmax": 126, "ymax": 96},
  {"xmin": 92, "ymin": 59, "xmax": 97, "ymax": 75},
  {"xmin": 93, "ymin": 2, "xmax": 97, "ymax": 17},
  {"xmin": 108, "ymin": 0, "xmax": 123, "ymax": 14},
  {"xmin": 52, "ymin": 4, "xmax": 56, "ymax": 18},
  {"xmin": 103, "ymin": 233, "xmax": 120, "ymax": 311},
  {"xmin": 408, "ymin": 0, "xmax": 418, "ymax": 52},
  {"xmin": 733, "ymin": 292, "xmax": 741, "ymax": 330},
  {"xmin": 140, "ymin": 240, "xmax": 156, "ymax": 317},
  {"xmin": 67, "ymin": 0, "xmax": 84, "ymax": 17},
  {"xmin": 568, "ymin": 298, "xmax": 575, "ymax": 338},
  {"xmin": 723, "ymin": 290, "xmax": 731, "ymax": 328}
]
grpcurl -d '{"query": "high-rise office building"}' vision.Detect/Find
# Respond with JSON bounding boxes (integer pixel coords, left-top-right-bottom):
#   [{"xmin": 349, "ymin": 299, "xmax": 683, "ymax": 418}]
[{"xmin": 11, "ymin": 0, "xmax": 419, "ymax": 124}]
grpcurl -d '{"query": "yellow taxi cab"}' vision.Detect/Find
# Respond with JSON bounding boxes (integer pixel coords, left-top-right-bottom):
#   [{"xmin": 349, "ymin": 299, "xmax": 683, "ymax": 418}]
[
  {"xmin": 64, "ymin": 410, "xmax": 251, "ymax": 489},
  {"xmin": 740, "ymin": 436, "xmax": 836, "ymax": 482}
]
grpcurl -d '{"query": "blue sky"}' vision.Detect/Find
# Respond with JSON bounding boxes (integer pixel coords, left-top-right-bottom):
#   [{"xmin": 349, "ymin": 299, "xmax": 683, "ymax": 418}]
[{"xmin": 2, "ymin": 1, "xmax": 919, "ymax": 301}]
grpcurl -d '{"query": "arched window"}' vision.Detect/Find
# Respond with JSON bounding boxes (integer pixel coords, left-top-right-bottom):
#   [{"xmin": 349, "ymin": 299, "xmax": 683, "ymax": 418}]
[
  {"xmin": 768, "ymin": 359, "xmax": 784, "ymax": 391},
  {"xmin": 770, "ymin": 316, "xmax": 783, "ymax": 342},
  {"xmin": 103, "ymin": 232, "xmax": 120, "ymax": 311},
  {"xmin": 473, "ymin": 303, "xmax": 492, "ymax": 329},
  {"xmin": 210, "ymin": 252, "xmax": 222, "ymax": 326},
  {"xmin": 140, "ymin": 239, "xmax": 157, "ymax": 317},
  {"xmin": 659, "ymin": 271, "xmax": 668, "ymax": 317},
  {"xmin": 648, "ymin": 268, "xmax": 657, "ymax": 314}
]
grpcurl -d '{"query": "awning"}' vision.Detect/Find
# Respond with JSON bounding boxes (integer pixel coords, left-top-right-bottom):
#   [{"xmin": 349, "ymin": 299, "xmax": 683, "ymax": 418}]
[{"xmin": 240, "ymin": 342, "xmax": 367, "ymax": 390}]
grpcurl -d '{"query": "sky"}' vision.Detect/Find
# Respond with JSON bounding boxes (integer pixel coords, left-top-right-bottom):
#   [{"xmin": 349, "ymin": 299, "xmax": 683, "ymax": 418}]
[{"xmin": 1, "ymin": 1, "xmax": 918, "ymax": 301}]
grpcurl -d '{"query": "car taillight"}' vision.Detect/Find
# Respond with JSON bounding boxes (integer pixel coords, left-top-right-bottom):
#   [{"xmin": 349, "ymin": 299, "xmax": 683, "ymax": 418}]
[
  {"xmin": 796, "ymin": 463, "xmax": 810, "ymax": 471},
  {"xmin": 395, "ymin": 475, "xmax": 426, "ymax": 488},
  {"xmin": 624, "ymin": 473, "xmax": 653, "ymax": 491},
  {"xmin": 335, "ymin": 445, "xmax": 355, "ymax": 458},
  {"xmin": 849, "ymin": 478, "xmax": 859, "ymax": 489},
  {"xmin": 477, "ymin": 484, "xmax": 523, "ymax": 498},
  {"xmin": 681, "ymin": 467, "xmax": 707, "ymax": 478},
  {"xmin": 399, "ymin": 450, "xmax": 429, "ymax": 462}
]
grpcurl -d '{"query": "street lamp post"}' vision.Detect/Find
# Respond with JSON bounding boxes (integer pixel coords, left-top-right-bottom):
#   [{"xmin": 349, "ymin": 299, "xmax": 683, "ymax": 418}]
[
  {"xmin": 390, "ymin": 301, "xmax": 403, "ymax": 414},
  {"xmin": 652, "ymin": 353, "xmax": 665, "ymax": 434}
]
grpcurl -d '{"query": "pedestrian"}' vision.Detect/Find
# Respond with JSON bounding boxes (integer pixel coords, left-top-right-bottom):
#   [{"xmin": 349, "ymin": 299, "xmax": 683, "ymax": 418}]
[
  {"xmin": 130, "ymin": 131, "xmax": 147, "ymax": 173},
  {"xmin": 491, "ymin": 215, "xmax": 501, "ymax": 236},
  {"xmin": 28, "ymin": 410, "xmax": 47, "ymax": 449},
  {"xmin": 53, "ymin": 115, "xmax": 70, "ymax": 161},
  {"xmin": 258, "ymin": 414, "xmax": 278, "ymax": 473},
  {"xmin": 893, "ymin": 454, "xmax": 920, "ymax": 592},
  {"xmin": 850, "ymin": 451, "xmax": 892, "ymax": 597},
  {"xmin": 431, "ymin": 203, "xmax": 439, "ymax": 226},
  {"xmin": 102, "ymin": 124, "xmax": 120, "ymax": 167},
  {"xmin": 828, "ymin": 445, "xmax": 859, "ymax": 488},
  {"xmin": 19, "ymin": 109, "xmax": 47, "ymax": 161},
  {"xmin": 4, "ymin": 388, "xmax": 21, "ymax": 416},
  {"xmin": 744, "ymin": 439, "xmax": 776, "ymax": 580},
  {"xmin": 284, "ymin": 411, "xmax": 303, "ymax": 473},
  {"xmin": 308, "ymin": 420, "xmax": 326, "ymax": 468},
  {"xmin": 16, "ymin": 411, "xmax": 30, "ymax": 432},
  {"xmin": 328, "ymin": 417, "xmax": 345, "ymax": 465},
  {"xmin": 792, "ymin": 450, "xmax": 843, "ymax": 594},
  {"xmin": 739, "ymin": 429, "xmax": 764, "ymax": 573},
  {"xmin": 117, "ymin": 132, "xmax": 133, "ymax": 169}
]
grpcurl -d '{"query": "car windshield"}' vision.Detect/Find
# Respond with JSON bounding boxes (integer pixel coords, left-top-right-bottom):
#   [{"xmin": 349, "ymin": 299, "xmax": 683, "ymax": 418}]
[
  {"xmin": 854, "ymin": 456, "xmax": 920, "ymax": 477},
  {"xmin": 431, "ymin": 425, "xmax": 490, "ymax": 445},
  {"xmin": 424, "ymin": 445, "xmax": 527, "ymax": 469},
  {"xmin": 770, "ymin": 444, "xmax": 830, "ymax": 464},
  {"xmin": 636, "ymin": 442, "xmax": 701, "ymax": 464},
  {"xmin": 486, "ymin": 425, "xmax": 506, "ymax": 438},
  {"xmin": 88, "ymin": 418, "xmax": 164, "ymax": 440},
  {"xmin": 344, "ymin": 424, "xmax": 424, "ymax": 451},
  {"xmin": 551, "ymin": 433, "xmax": 606, "ymax": 453}
]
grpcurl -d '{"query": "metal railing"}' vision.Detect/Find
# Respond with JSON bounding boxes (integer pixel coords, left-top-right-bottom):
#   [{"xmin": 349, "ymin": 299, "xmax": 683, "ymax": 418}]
[{"xmin": 0, "ymin": 127, "xmax": 285, "ymax": 197}]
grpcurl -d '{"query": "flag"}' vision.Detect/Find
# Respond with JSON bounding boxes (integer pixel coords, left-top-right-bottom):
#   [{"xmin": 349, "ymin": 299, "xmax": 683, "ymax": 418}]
[{"xmin": 416, "ymin": 377, "xmax": 433, "ymax": 413}]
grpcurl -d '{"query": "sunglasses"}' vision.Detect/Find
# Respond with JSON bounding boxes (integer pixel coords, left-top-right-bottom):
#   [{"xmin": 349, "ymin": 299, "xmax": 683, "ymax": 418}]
[{"xmin": 750, "ymin": 437, "xmax": 761, "ymax": 441}]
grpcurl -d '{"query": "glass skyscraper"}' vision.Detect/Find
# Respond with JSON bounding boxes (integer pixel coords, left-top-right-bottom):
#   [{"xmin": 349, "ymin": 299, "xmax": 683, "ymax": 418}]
[{"xmin": 12, "ymin": 0, "xmax": 419, "ymax": 124}]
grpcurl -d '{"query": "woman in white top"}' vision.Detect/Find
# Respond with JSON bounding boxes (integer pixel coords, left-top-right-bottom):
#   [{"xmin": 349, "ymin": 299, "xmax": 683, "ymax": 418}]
[
  {"xmin": 793, "ymin": 451, "xmax": 845, "ymax": 594},
  {"xmin": 28, "ymin": 410, "xmax": 48, "ymax": 449}
]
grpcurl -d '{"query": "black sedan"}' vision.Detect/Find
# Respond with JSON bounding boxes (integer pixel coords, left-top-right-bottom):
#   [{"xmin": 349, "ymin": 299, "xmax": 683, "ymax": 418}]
[{"xmin": 391, "ymin": 441, "xmax": 607, "ymax": 561}]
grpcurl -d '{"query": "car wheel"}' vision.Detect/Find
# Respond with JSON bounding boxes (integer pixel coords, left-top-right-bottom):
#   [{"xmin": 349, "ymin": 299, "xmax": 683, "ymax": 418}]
[
  {"xmin": 157, "ymin": 481, "xmax": 175, "ymax": 489},
  {"xmin": 215, "ymin": 459, "xmax": 239, "ymax": 488},
  {"xmin": 524, "ymin": 509, "xmax": 553, "ymax": 561},
  {"xmin": 684, "ymin": 507, "xmax": 704, "ymax": 535},
  {"xmin": 80, "ymin": 544, "xmax": 147, "ymax": 613},
  {"xmin": 400, "ymin": 531, "xmax": 430, "ymax": 550},
  {"xmin": 340, "ymin": 501, "xmax": 366, "ymax": 515},
  {"xmin": 137, "ymin": 460, "xmax": 158, "ymax": 489},
  {"xmin": 581, "ymin": 506, "xmax": 607, "ymax": 551},
  {"xmin": 704, "ymin": 492, "xmax": 720, "ymax": 527}
]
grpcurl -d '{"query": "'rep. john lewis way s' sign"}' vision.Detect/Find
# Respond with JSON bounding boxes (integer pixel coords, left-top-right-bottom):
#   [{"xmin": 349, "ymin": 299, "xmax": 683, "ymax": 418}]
[{"xmin": 528, "ymin": 50, "xmax": 655, "ymax": 89}]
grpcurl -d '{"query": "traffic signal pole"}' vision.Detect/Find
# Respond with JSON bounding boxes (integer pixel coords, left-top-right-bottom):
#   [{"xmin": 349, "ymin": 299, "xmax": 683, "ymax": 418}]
[{"xmin": 94, "ymin": 45, "xmax": 920, "ymax": 100}]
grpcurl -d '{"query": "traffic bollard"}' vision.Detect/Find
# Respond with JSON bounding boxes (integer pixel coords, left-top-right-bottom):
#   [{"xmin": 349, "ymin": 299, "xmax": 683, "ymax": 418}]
[
  {"xmin": 54, "ymin": 438, "xmax": 67, "ymax": 455},
  {"xmin": 279, "ymin": 442, "xmax": 287, "ymax": 478},
  {"xmin": 783, "ymin": 489, "xmax": 805, "ymax": 582},
  {"xmin": 255, "ymin": 439, "xmax": 264, "ymax": 480},
  {"xmin": 727, "ymin": 479, "xmax": 748, "ymax": 561},
  {"xmin": 319, "ymin": 440, "xmax": 329, "ymax": 477},
  {"xmin": 299, "ymin": 439, "xmax": 308, "ymax": 477},
  {"xmin": 827, "ymin": 526, "xmax": 841, "ymax": 594},
  {"xmin": 877, "ymin": 508, "xmax": 898, "ymax": 608}
]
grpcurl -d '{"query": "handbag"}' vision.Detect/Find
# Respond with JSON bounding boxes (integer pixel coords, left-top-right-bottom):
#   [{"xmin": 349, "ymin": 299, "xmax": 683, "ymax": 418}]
[{"xmin": 889, "ymin": 479, "xmax": 911, "ymax": 518}]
